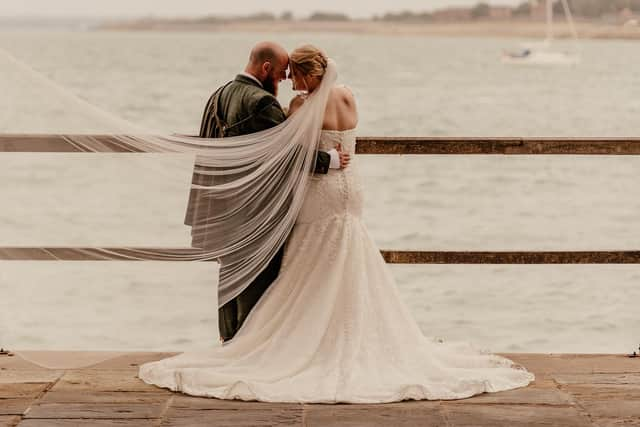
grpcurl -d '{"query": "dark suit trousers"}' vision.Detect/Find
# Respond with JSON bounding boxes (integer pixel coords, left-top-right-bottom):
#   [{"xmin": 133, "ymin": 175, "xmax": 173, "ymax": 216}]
[{"xmin": 218, "ymin": 245, "xmax": 285, "ymax": 341}]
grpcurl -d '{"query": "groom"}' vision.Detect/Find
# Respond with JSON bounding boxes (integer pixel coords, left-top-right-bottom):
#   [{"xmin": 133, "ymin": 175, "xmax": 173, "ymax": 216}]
[{"xmin": 186, "ymin": 41, "xmax": 349, "ymax": 342}]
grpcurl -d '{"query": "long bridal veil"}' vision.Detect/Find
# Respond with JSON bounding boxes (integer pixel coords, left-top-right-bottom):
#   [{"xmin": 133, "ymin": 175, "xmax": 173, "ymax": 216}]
[{"xmin": 1, "ymin": 46, "xmax": 338, "ymax": 308}]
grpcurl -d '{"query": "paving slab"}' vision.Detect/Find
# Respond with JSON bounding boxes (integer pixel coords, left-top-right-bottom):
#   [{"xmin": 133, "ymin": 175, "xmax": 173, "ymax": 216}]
[
  {"xmin": 304, "ymin": 401, "xmax": 445, "ymax": 427},
  {"xmin": 90, "ymin": 353, "xmax": 179, "ymax": 370},
  {"xmin": 0, "ymin": 399, "xmax": 31, "ymax": 416},
  {"xmin": 0, "ymin": 384, "xmax": 49, "ymax": 400},
  {"xmin": 18, "ymin": 420, "xmax": 157, "ymax": 426},
  {"xmin": 23, "ymin": 402, "xmax": 166, "ymax": 419},
  {"xmin": 50, "ymin": 370, "xmax": 161, "ymax": 393},
  {"xmin": 0, "ymin": 416, "xmax": 19, "ymax": 427},
  {"xmin": 441, "ymin": 403, "xmax": 594, "ymax": 427},
  {"xmin": 505, "ymin": 354, "xmax": 640, "ymax": 375},
  {"xmin": 11, "ymin": 353, "xmax": 127, "ymax": 370},
  {"xmin": 561, "ymin": 384, "xmax": 640, "ymax": 425},
  {"xmin": 162, "ymin": 405, "xmax": 302, "ymax": 427},
  {"xmin": 39, "ymin": 390, "xmax": 171, "ymax": 404},
  {"xmin": 0, "ymin": 356, "xmax": 42, "ymax": 371},
  {"xmin": 446, "ymin": 382, "xmax": 574, "ymax": 406},
  {"xmin": 170, "ymin": 394, "xmax": 301, "ymax": 410},
  {"xmin": 0, "ymin": 370, "xmax": 63, "ymax": 384},
  {"xmin": 553, "ymin": 373, "xmax": 640, "ymax": 386}
]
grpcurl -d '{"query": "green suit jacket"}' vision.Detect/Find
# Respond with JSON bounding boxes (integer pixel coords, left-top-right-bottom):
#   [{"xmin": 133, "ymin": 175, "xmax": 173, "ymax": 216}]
[
  {"xmin": 185, "ymin": 74, "xmax": 330, "ymax": 341},
  {"xmin": 185, "ymin": 74, "xmax": 331, "ymax": 228},
  {"xmin": 199, "ymin": 74, "xmax": 331, "ymax": 170}
]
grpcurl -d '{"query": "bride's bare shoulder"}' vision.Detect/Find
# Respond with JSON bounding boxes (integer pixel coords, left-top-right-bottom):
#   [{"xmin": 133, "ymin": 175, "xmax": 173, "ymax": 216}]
[
  {"xmin": 331, "ymin": 85, "xmax": 356, "ymax": 105},
  {"xmin": 330, "ymin": 85, "xmax": 356, "ymax": 112},
  {"xmin": 332, "ymin": 84, "xmax": 354, "ymax": 97}
]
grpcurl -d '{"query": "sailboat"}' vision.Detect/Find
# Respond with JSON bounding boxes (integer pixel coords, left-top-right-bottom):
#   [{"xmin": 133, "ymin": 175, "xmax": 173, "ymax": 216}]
[{"xmin": 502, "ymin": 0, "xmax": 580, "ymax": 65}]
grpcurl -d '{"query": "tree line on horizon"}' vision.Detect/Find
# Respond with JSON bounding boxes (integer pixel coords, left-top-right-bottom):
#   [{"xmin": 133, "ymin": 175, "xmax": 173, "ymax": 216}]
[
  {"xmin": 160, "ymin": 0, "xmax": 640, "ymax": 24},
  {"xmin": 519, "ymin": 0, "xmax": 640, "ymax": 18},
  {"xmin": 378, "ymin": 0, "xmax": 640, "ymax": 22},
  {"xmin": 187, "ymin": 11, "xmax": 350, "ymax": 24}
]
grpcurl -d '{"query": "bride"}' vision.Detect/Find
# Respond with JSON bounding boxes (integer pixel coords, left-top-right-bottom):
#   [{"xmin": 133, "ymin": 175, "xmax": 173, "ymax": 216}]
[{"xmin": 138, "ymin": 45, "xmax": 535, "ymax": 403}]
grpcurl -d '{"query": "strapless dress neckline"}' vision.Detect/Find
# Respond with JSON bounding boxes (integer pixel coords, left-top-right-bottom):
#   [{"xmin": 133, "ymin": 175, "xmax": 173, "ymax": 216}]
[{"xmin": 321, "ymin": 128, "xmax": 357, "ymax": 133}]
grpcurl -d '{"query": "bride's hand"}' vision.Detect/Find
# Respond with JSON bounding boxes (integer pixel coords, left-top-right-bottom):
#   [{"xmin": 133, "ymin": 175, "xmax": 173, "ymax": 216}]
[{"xmin": 337, "ymin": 143, "xmax": 351, "ymax": 169}]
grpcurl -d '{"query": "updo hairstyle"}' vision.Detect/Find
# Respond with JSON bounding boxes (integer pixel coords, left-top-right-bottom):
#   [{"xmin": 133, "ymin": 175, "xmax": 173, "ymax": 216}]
[{"xmin": 289, "ymin": 45, "xmax": 328, "ymax": 79}]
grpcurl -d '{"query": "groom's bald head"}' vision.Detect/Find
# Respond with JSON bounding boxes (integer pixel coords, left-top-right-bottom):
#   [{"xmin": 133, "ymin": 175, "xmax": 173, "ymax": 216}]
[
  {"xmin": 248, "ymin": 42, "xmax": 287, "ymax": 65},
  {"xmin": 245, "ymin": 41, "xmax": 289, "ymax": 96}
]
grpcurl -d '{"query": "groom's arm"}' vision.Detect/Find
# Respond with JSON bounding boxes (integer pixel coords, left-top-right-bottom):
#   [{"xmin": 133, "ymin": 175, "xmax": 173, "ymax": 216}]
[{"xmin": 254, "ymin": 97, "xmax": 334, "ymax": 174}]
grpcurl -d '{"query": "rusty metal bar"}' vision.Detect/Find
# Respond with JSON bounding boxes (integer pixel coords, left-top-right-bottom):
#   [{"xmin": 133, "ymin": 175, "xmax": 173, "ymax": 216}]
[
  {"xmin": 379, "ymin": 250, "xmax": 640, "ymax": 264},
  {"xmin": 2, "ymin": 135, "xmax": 639, "ymax": 265},
  {"xmin": 356, "ymin": 137, "xmax": 640, "ymax": 155},
  {"xmin": 0, "ymin": 135, "xmax": 144, "ymax": 153},
  {"xmin": 0, "ymin": 248, "xmax": 638, "ymax": 264},
  {"xmin": 2, "ymin": 135, "xmax": 640, "ymax": 154},
  {"xmin": 0, "ymin": 247, "xmax": 205, "ymax": 261}
]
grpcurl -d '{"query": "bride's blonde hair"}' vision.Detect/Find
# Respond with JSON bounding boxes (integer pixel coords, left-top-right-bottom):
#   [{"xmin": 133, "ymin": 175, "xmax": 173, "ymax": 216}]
[{"xmin": 290, "ymin": 45, "xmax": 328, "ymax": 79}]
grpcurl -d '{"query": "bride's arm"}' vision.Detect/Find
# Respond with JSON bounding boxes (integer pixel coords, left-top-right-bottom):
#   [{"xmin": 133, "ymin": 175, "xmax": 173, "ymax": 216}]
[{"xmin": 338, "ymin": 85, "xmax": 359, "ymax": 128}]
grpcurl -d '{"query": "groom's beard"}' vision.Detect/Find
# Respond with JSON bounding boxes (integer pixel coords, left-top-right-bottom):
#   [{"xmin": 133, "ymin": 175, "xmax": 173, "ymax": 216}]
[{"xmin": 262, "ymin": 77, "xmax": 278, "ymax": 96}]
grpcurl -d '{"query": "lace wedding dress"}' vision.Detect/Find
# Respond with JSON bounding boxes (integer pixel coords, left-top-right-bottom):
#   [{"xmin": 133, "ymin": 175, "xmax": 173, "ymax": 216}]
[{"xmin": 138, "ymin": 129, "xmax": 535, "ymax": 403}]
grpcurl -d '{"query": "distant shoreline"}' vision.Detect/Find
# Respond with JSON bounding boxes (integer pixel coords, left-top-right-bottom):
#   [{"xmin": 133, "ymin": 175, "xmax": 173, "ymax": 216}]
[{"xmin": 99, "ymin": 20, "xmax": 640, "ymax": 40}]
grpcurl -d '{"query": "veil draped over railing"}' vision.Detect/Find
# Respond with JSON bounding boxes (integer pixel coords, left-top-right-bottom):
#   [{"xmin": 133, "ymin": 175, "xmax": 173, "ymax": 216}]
[{"xmin": 1, "ymin": 47, "xmax": 338, "ymax": 307}]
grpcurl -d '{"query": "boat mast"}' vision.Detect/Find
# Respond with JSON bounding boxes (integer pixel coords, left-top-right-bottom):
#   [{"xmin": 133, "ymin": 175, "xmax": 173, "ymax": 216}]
[
  {"xmin": 560, "ymin": 0, "xmax": 579, "ymax": 42},
  {"xmin": 545, "ymin": 0, "xmax": 554, "ymax": 43}
]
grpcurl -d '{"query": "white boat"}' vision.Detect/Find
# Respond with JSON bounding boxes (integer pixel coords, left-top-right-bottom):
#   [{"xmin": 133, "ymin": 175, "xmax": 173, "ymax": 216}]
[{"xmin": 502, "ymin": 0, "xmax": 580, "ymax": 66}]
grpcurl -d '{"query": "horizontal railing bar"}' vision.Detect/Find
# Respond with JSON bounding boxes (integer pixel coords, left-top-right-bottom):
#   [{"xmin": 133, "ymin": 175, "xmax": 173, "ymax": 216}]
[
  {"xmin": 0, "ymin": 248, "xmax": 639, "ymax": 264},
  {"xmin": 2, "ymin": 135, "xmax": 640, "ymax": 155},
  {"xmin": 381, "ymin": 251, "xmax": 640, "ymax": 264},
  {"xmin": 0, "ymin": 135, "xmax": 143, "ymax": 153},
  {"xmin": 356, "ymin": 137, "xmax": 640, "ymax": 155}
]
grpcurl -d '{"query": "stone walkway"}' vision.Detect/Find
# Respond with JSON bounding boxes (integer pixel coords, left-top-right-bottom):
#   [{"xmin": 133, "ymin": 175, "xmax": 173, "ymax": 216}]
[{"xmin": 1, "ymin": 352, "xmax": 638, "ymax": 426}]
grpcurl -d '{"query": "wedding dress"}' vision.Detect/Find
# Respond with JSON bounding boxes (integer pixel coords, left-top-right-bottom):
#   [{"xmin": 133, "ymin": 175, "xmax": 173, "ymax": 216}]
[{"xmin": 138, "ymin": 128, "xmax": 535, "ymax": 403}]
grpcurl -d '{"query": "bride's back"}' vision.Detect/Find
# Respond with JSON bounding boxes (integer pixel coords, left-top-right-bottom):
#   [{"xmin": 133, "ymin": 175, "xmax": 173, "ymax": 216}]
[{"xmin": 322, "ymin": 86, "xmax": 358, "ymax": 131}]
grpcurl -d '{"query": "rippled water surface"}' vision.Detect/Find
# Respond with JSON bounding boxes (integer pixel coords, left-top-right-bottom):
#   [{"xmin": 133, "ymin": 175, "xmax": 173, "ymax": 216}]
[{"xmin": 0, "ymin": 31, "xmax": 638, "ymax": 353}]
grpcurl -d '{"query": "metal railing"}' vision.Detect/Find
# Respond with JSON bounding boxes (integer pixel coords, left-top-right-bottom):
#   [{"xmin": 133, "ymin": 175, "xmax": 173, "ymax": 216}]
[
  {"xmin": 1, "ymin": 134, "xmax": 638, "ymax": 264},
  {"xmin": 2, "ymin": 134, "xmax": 640, "ymax": 154}
]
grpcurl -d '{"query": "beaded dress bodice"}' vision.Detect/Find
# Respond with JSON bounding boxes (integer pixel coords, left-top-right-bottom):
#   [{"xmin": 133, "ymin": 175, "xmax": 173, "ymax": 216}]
[{"xmin": 296, "ymin": 129, "xmax": 363, "ymax": 225}]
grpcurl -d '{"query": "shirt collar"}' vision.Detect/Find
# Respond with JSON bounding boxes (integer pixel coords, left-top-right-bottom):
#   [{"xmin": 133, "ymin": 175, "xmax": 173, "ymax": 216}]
[{"xmin": 239, "ymin": 72, "xmax": 263, "ymax": 88}]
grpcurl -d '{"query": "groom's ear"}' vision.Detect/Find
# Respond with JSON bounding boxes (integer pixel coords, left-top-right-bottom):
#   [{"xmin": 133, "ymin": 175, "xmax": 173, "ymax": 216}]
[{"xmin": 262, "ymin": 61, "xmax": 272, "ymax": 74}]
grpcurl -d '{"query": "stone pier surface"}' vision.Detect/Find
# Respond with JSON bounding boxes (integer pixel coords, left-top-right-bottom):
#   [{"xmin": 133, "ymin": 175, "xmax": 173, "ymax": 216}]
[{"xmin": 0, "ymin": 352, "xmax": 638, "ymax": 426}]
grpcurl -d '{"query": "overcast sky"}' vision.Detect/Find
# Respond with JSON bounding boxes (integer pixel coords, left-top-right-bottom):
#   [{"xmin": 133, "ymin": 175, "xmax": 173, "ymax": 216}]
[{"xmin": 1, "ymin": 0, "xmax": 522, "ymax": 19}]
